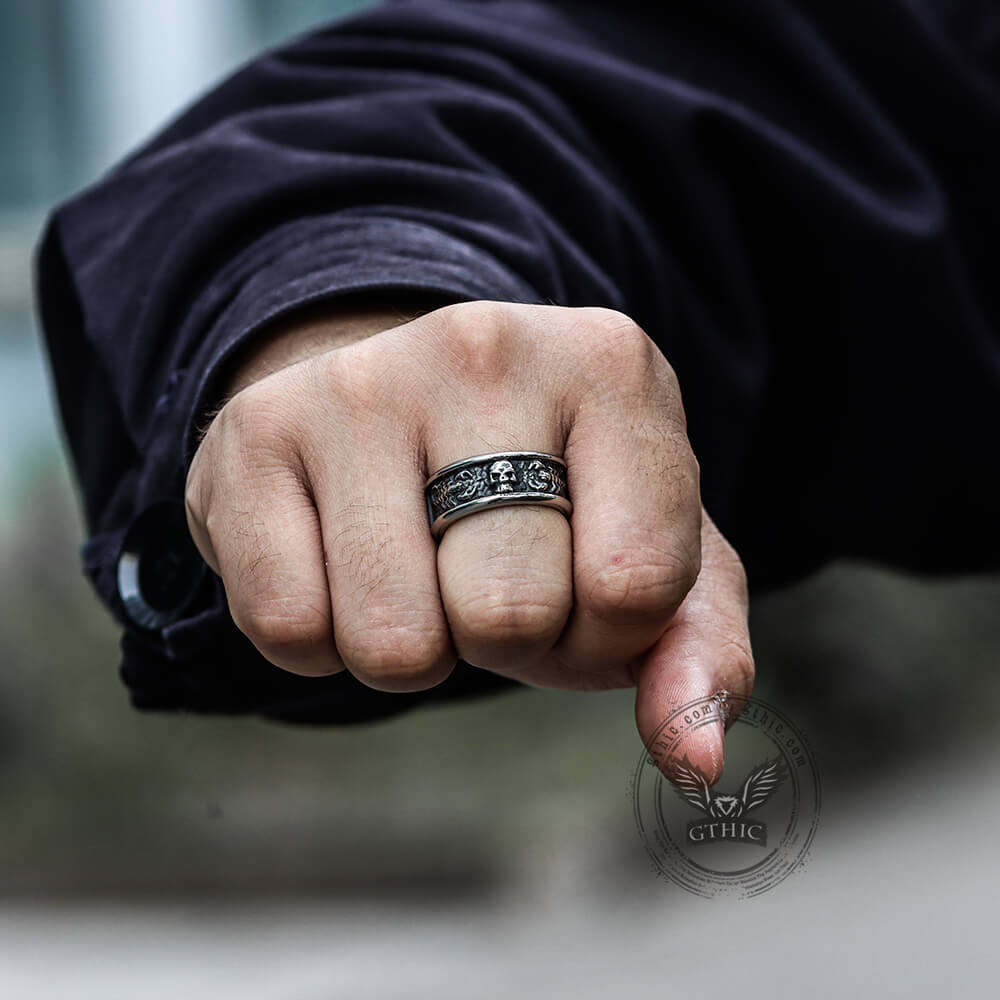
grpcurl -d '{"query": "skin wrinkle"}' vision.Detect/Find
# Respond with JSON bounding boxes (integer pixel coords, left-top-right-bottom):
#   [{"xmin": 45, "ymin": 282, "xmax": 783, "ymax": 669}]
[
  {"xmin": 580, "ymin": 560, "xmax": 695, "ymax": 624},
  {"xmin": 450, "ymin": 595, "xmax": 566, "ymax": 641},
  {"xmin": 235, "ymin": 590, "xmax": 331, "ymax": 630},
  {"xmin": 446, "ymin": 565, "xmax": 569, "ymax": 613},
  {"xmin": 228, "ymin": 581, "xmax": 333, "ymax": 654},
  {"xmin": 576, "ymin": 509, "xmax": 701, "ymax": 576}
]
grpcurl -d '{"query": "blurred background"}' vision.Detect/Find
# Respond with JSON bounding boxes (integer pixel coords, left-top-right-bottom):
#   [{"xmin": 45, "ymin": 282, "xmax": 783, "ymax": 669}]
[{"xmin": 2, "ymin": 1, "xmax": 1000, "ymax": 996}]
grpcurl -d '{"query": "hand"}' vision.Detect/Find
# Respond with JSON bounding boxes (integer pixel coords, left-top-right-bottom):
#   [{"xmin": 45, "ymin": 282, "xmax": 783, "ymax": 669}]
[{"xmin": 185, "ymin": 301, "xmax": 753, "ymax": 780}]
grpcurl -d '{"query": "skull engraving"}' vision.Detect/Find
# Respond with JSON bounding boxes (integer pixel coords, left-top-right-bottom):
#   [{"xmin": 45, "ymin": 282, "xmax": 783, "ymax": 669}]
[{"xmin": 489, "ymin": 459, "xmax": 517, "ymax": 492}]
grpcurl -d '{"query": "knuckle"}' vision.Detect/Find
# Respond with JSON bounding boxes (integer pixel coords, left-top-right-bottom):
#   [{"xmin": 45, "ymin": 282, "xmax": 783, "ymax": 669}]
[
  {"xmin": 441, "ymin": 298, "xmax": 515, "ymax": 329},
  {"xmin": 315, "ymin": 344, "xmax": 421, "ymax": 434},
  {"xmin": 183, "ymin": 471, "xmax": 206, "ymax": 527},
  {"xmin": 451, "ymin": 588, "xmax": 566, "ymax": 647},
  {"xmin": 575, "ymin": 307, "xmax": 649, "ymax": 360},
  {"xmin": 203, "ymin": 505, "xmax": 234, "ymax": 555},
  {"xmin": 583, "ymin": 546, "xmax": 699, "ymax": 623},
  {"xmin": 232, "ymin": 600, "xmax": 329, "ymax": 663},
  {"xmin": 225, "ymin": 383, "xmax": 300, "ymax": 459},
  {"xmin": 340, "ymin": 625, "xmax": 453, "ymax": 691},
  {"xmin": 317, "ymin": 346, "xmax": 376, "ymax": 400},
  {"xmin": 570, "ymin": 308, "xmax": 681, "ymax": 404},
  {"xmin": 438, "ymin": 300, "xmax": 518, "ymax": 375},
  {"xmin": 578, "ymin": 306, "xmax": 643, "ymax": 336}
]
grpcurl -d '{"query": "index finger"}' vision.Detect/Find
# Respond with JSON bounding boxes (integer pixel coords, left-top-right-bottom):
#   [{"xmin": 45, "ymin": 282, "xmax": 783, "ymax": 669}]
[{"xmin": 549, "ymin": 308, "xmax": 703, "ymax": 679}]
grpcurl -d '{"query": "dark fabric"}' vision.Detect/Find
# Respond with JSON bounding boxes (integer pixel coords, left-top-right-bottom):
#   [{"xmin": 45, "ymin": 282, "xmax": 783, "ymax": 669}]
[{"xmin": 36, "ymin": 0, "xmax": 1000, "ymax": 719}]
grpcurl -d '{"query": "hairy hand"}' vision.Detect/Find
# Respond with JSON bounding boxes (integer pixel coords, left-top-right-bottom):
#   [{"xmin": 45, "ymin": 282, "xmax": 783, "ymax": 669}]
[{"xmin": 185, "ymin": 301, "xmax": 753, "ymax": 780}]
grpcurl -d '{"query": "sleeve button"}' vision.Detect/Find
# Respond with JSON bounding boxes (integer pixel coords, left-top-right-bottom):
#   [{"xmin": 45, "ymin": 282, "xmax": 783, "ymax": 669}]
[{"xmin": 117, "ymin": 502, "xmax": 206, "ymax": 630}]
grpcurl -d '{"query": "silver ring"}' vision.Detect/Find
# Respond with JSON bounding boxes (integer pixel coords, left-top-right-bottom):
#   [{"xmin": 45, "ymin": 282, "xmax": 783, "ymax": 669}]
[{"xmin": 426, "ymin": 451, "xmax": 571, "ymax": 540}]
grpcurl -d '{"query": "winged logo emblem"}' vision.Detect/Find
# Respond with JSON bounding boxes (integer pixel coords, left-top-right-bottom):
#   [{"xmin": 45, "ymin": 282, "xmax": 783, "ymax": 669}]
[{"xmin": 671, "ymin": 755, "xmax": 788, "ymax": 818}]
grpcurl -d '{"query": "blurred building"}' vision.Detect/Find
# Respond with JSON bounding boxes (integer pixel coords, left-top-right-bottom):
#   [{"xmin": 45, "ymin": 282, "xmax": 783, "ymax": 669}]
[
  {"xmin": 1, "ymin": 1, "xmax": 371, "ymax": 211},
  {"xmin": 0, "ymin": 0, "xmax": 371, "ymax": 508}
]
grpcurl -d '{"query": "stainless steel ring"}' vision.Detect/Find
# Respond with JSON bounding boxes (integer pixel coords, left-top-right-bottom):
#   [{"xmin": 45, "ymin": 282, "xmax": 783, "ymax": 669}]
[{"xmin": 425, "ymin": 451, "xmax": 571, "ymax": 540}]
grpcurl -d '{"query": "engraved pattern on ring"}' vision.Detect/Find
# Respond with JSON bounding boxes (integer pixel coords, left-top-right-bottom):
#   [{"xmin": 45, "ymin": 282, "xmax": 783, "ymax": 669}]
[{"xmin": 426, "ymin": 454, "xmax": 568, "ymax": 520}]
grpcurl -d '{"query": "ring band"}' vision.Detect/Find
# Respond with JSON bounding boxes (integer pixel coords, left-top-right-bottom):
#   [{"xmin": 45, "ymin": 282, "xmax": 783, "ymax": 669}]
[{"xmin": 426, "ymin": 451, "xmax": 571, "ymax": 539}]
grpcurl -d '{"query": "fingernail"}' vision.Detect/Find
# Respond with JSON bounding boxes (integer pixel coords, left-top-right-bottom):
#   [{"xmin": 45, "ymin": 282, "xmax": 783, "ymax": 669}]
[{"xmin": 667, "ymin": 715, "xmax": 725, "ymax": 786}]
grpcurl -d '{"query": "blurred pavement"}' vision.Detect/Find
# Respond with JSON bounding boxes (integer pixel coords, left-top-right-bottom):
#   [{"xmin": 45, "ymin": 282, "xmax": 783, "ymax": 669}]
[{"xmin": 2, "ymin": 742, "xmax": 997, "ymax": 999}]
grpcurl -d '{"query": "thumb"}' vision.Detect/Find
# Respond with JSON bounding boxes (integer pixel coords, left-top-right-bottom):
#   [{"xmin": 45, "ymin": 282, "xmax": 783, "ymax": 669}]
[{"xmin": 632, "ymin": 509, "xmax": 754, "ymax": 784}]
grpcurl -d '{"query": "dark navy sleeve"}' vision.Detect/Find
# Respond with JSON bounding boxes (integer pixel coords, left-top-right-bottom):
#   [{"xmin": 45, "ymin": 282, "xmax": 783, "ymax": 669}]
[{"xmin": 36, "ymin": 0, "xmax": 1000, "ymax": 719}]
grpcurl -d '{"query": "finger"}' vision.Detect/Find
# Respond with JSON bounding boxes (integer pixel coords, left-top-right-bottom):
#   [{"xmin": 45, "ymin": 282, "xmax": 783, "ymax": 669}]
[
  {"xmin": 305, "ymin": 348, "xmax": 456, "ymax": 693},
  {"xmin": 425, "ymin": 307, "xmax": 573, "ymax": 671},
  {"xmin": 185, "ymin": 390, "xmax": 344, "ymax": 677},
  {"xmin": 437, "ymin": 504, "xmax": 573, "ymax": 671},
  {"xmin": 633, "ymin": 511, "xmax": 755, "ymax": 784},
  {"xmin": 550, "ymin": 309, "xmax": 702, "ymax": 679}
]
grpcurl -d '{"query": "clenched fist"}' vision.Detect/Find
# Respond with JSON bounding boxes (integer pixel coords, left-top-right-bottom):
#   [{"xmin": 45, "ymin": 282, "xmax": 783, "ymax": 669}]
[{"xmin": 185, "ymin": 301, "xmax": 753, "ymax": 780}]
